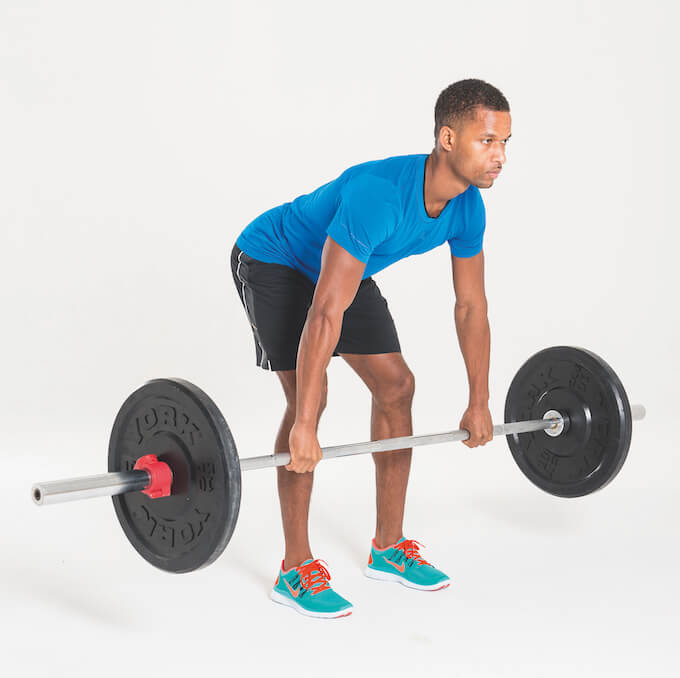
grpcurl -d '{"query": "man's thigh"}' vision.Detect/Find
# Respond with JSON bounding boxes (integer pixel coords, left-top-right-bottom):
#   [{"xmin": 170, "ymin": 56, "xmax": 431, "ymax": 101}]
[{"xmin": 335, "ymin": 277, "xmax": 401, "ymax": 357}]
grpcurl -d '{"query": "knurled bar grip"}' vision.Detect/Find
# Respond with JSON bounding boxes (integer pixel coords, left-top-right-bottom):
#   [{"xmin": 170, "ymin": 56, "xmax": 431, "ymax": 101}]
[{"xmin": 240, "ymin": 417, "xmax": 561, "ymax": 470}]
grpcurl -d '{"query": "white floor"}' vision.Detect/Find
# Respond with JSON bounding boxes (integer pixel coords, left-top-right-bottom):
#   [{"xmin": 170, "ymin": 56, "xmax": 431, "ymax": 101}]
[{"xmin": 4, "ymin": 432, "xmax": 679, "ymax": 678}]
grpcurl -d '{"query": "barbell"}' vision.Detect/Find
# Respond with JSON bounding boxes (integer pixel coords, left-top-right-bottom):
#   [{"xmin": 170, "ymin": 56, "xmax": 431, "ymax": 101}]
[{"xmin": 31, "ymin": 345, "xmax": 645, "ymax": 573}]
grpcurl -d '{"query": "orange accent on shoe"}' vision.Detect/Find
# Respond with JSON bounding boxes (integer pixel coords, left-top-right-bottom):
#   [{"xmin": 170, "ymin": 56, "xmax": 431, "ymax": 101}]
[
  {"xmin": 284, "ymin": 578, "xmax": 301, "ymax": 598},
  {"xmin": 275, "ymin": 575, "xmax": 280, "ymax": 586},
  {"xmin": 368, "ymin": 553, "xmax": 373, "ymax": 565},
  {"xmin": 384, "ymin": 557, "xmax": 406, "ymax": 573},
  {"xmin": 392, "ymin": 539, "xmax": 432, "ymax": 567},
  {"xmin": 295, "ymin": 559, "xmax": 332, "ymax": 596}
]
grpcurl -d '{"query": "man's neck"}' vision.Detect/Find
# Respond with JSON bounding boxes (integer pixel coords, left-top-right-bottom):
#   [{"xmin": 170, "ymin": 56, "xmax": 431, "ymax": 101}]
[{"xmin": 423, "ymin": 150, "xmax": 469, "ymax": 218}]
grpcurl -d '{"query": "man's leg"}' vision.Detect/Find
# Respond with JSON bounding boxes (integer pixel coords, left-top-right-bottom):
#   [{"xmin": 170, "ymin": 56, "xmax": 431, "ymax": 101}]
[
  {"xmin": 274, "ymin": 369, "xmax": 328, "ymax": 571},
  {"xmin": 339, "ymin": 352, "xmax": 415, "ymax": 549}
]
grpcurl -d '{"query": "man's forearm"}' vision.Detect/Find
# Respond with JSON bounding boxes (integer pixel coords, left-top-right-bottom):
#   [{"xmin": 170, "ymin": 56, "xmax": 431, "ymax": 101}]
[
  {"xmin": 454, "ymin": 303, "xmax": 490, "ymax": 406},
  {"xmin": 295, "ymin": 308, "xmax": 342, "ymax": 425}
]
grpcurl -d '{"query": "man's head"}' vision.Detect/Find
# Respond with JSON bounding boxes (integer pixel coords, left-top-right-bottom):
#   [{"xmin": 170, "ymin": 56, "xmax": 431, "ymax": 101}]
[{"xmin": 433, "ymin": 79, "xmax": 512, "ymax": 189}]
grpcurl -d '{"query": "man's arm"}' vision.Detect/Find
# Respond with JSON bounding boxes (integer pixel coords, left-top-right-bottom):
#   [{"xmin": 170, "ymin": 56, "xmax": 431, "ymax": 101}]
[
  {"xmin": 286, "ymin": 236, "xmax": 365, "ymax": 472},
  {"xmin": 450, "ymin": 250, "xmax": 493, "ymax": 446}
]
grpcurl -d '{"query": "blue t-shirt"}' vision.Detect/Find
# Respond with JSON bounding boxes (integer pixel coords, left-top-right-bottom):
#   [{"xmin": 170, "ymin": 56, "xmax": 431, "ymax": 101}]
[{"xmin": 236, "ymin": 153, "xmax": 485, "ymax": 282}]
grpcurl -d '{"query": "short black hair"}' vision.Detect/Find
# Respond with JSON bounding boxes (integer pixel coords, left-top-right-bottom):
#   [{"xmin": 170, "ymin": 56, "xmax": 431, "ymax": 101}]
[{"xmin": 434, "ymin": 79, "xmax": 510, "ymax": 139}]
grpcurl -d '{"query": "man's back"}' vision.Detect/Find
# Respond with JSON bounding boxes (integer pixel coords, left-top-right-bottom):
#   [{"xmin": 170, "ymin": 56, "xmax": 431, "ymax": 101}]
[{"xmin": 236, "ymin": 153, "xmax": 486, "ymax": 282}]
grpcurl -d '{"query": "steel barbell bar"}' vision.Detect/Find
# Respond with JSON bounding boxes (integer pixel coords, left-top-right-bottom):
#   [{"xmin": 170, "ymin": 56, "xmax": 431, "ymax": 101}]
[{"xmin": 31, "ymin": 405, "xmax": 646, "ymax": 506}]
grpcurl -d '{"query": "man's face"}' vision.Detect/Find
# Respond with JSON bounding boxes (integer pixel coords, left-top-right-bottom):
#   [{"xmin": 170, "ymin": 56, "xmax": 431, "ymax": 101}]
[{"xmin": 443, "ymin": 108, "xmax": 512, "ymax": 188}]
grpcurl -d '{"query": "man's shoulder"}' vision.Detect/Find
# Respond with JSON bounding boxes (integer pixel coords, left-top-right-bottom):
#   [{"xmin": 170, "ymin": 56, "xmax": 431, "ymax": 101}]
[{"xmin": 339, "ymin": 153, "xmax": 422, "ymax": 199}]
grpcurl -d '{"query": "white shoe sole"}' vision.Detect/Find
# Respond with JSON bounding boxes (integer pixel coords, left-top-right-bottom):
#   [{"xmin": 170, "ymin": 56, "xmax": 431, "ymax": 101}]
[
  {"xmin": 364, "ymin": 566, "xmax": 450, "ymax": 591},
  {"xmin": 269, "ymin": 589, "xmax": 353, "ymax": 619}
]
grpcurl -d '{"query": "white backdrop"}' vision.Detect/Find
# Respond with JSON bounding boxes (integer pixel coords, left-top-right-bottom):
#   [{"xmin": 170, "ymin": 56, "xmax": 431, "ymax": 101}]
[{"xmin": 1, "ymin": 1, "xmax": 678, "ymax": 676}]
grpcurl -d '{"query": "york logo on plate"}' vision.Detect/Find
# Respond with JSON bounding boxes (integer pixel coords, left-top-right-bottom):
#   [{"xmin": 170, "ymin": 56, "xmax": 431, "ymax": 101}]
[{"xmin": 134, "ymin": 403, "xmax": 203, "ymax": 447}]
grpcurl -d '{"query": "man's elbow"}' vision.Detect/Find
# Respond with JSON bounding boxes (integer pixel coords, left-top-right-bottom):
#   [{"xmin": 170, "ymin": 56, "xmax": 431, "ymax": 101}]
[
  {"xmin": 454, "ymin": 297, "xmax": 488, "ymax": 317},
  {"xmin": 308, "ymin": 301, "xmax": 345, "ymax": 329}
]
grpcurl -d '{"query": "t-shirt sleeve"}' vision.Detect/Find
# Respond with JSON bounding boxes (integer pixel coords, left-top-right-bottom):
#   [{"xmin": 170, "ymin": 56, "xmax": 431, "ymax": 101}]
[
  {"xmin": 326, "ymin": 175, "xmax": 400, "ymax": 263},
  {"xmin": 448, "ymin": 185, "xmax": 486, "ymax": 258}
]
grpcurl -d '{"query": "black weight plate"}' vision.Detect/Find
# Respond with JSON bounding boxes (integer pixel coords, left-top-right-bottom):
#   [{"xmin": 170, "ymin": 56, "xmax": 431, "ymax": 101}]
[
  {"xmin": 108, "ymin": 378, "xmax": 241, "ymax": 573},
  {"xmin": 504, "ymin": 346, "xmax": 632, "ymax": 498}
]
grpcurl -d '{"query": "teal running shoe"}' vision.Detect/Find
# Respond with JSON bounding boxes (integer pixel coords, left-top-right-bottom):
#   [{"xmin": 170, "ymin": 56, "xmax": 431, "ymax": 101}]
[
  {"xmin": 365, "ymin": 538, "xmax": 450, "ymax": 591},
  {"xmin": 270, "ymin": 558, "xmax": 353, "ymax": 618}
]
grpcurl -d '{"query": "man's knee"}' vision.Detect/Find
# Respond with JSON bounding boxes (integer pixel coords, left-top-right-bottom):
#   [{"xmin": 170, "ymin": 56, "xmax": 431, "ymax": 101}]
[{"xmin": 372, "ymin": 369, "xmax": 415, "ymax": 411}]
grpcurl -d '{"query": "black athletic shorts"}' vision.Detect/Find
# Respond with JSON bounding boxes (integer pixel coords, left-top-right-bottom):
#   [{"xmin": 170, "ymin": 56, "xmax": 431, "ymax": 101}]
[{"xmin": 230, "ymin": 243, "xmax": 401, "ymax": 371}]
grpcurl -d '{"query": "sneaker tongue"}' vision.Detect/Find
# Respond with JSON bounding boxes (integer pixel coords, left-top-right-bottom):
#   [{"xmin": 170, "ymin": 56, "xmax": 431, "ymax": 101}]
[
  {"xmin": 296, "ymin": 558, "xmax": 320, "ymax": 575},
  {"xmin": 297, "ymin": 559, "xmax": 328, "ymax": 590}
]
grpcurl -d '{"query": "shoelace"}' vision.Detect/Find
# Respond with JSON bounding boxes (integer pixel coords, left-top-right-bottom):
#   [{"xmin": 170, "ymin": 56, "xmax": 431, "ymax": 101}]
[
  {"xmin": 393, "ymin": 539, "xmax": 432, "ymax": 567},
  {"xmin": 295, "ymin": 559, "xmax": 332, "ymax": 595}
]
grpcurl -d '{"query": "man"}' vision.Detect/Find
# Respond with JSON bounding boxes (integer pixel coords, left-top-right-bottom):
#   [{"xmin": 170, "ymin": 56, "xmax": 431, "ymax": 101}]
[{"xmin": 230, "ymin": 78, "xmax": 511, "ymax": 619}]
